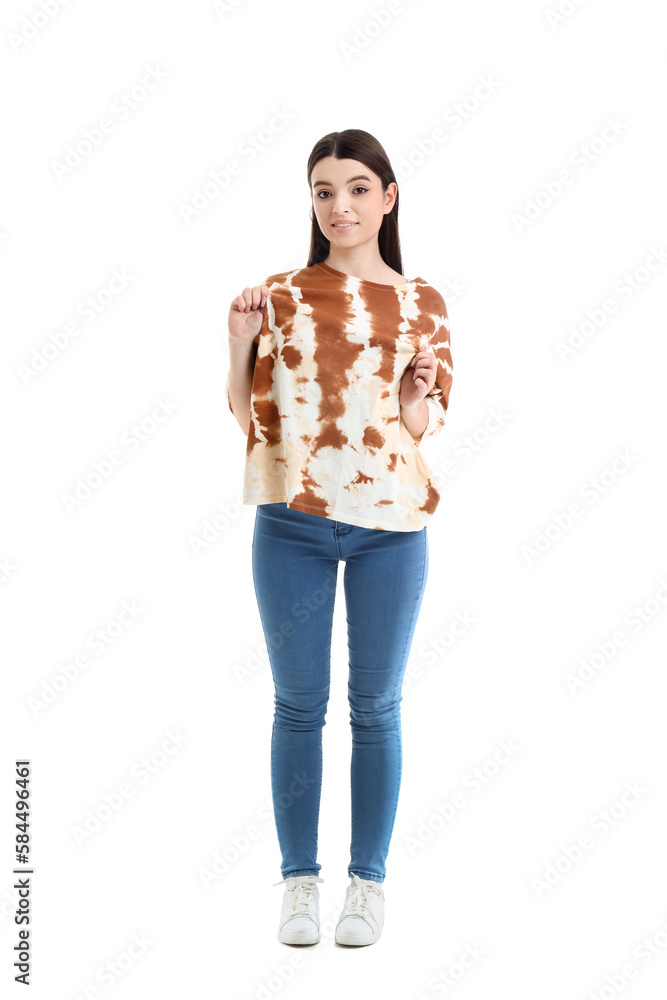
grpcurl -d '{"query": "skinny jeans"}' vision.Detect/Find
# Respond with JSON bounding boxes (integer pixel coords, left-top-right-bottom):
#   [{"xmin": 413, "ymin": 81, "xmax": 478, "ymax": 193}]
[{"xmin": 251, "ymin": 501, "xmax": 428, "ymax": 883}]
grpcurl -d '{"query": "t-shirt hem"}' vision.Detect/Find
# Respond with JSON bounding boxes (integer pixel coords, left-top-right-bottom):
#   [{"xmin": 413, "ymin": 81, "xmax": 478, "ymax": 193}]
[{"xmin": 243, "ymin": 495, "xmax": 426, "ymax": 532}]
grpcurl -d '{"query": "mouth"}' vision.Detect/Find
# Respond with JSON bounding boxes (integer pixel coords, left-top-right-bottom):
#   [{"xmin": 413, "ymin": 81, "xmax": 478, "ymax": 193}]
[{"xmin": 332, "ymin": 222, "xmax": 358, "ymax": 231}]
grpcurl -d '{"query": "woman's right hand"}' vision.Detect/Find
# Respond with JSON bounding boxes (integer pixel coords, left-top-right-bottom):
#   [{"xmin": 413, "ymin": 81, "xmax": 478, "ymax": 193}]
[{"xmin": 228, "ymin": 284, "xmax": 270, "ymax": 342}]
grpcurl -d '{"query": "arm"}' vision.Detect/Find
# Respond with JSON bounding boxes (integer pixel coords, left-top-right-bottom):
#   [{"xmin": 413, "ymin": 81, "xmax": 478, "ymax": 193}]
[
  {"xmin": 226, "ymin": 336, "xmax": 258, "ymax": 436},
  {"xmin": 410, "ymin": 295, "xmax": 454, "ymax": 446},
  {"xmin": 400, "ymin": 397, "xmax": 429, "ymax": 444}
]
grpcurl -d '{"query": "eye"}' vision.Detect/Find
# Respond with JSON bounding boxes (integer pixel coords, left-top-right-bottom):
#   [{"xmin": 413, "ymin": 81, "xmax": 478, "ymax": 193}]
[{"xmin": 316, "ymin": 187, "xmax": 368, "ymax": 199}]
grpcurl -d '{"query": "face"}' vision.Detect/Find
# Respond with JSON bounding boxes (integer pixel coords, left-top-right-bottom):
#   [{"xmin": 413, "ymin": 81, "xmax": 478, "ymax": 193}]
[{"xmin": 310, "ymin": 156, "xmax": 397, "ymax": 248}]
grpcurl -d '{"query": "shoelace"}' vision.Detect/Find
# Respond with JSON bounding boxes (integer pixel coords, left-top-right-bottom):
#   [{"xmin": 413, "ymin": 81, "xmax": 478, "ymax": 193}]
[
  {"xmin": 272, "ymin": 875, "xmax": 324, "ymax": 914},
  {"xmin": 340, "ymin": 874, "xmax": 384, "ymax": 923}
]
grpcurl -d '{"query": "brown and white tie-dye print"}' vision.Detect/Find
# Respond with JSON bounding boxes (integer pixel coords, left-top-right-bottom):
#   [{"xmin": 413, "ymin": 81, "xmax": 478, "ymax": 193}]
[{"xmin": 226, "ymin": 261, "xmax": 453, "ymax": 531}]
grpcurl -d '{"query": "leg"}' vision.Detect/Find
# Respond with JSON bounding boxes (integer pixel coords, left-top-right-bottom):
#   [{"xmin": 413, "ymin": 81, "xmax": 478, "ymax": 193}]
[
  {"xmin": 251, "ymin": 503, "xmax": 339, "ymax": 879},
  {"xmin": 341, "ymin": 524, "xmax": 428, "ymax": 882}
]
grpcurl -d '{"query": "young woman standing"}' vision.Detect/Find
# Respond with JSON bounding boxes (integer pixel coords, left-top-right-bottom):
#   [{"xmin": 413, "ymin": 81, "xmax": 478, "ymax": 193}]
[{"xmin": 226, "ymin": 129, "xmax": 454, "ymax": 947}]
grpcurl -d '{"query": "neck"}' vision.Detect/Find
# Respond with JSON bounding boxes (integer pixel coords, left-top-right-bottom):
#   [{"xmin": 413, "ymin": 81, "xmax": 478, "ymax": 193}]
[{"xmin": 323, "ymin": 244, "xmax": 388, "ymax": 282}]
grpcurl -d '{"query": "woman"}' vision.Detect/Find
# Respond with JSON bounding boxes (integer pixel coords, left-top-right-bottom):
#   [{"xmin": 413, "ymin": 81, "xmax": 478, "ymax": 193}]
[{"xmin": 226, "ymin": 129, "xmax": 454, "ymax": 947}]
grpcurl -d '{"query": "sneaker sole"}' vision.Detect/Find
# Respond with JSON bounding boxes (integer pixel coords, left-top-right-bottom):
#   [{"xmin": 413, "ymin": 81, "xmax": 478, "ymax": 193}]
[
  {"xmin": 278, "ymin": 929, "xmax": 320, "ymax": 945},
  {"xmin": 335, "ymin": 932, "xmax": 375, "ymax": 946}
]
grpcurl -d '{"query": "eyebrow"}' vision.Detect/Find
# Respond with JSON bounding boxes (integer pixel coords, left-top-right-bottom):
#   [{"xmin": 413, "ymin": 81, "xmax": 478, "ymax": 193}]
[{"xmin": 312, "ymin": 174, "xmax": 372, "ymax": 189}]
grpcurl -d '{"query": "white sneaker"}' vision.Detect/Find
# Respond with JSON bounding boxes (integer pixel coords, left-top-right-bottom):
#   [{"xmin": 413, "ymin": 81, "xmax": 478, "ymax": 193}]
[
  {"xmin": 273, "ymin": 875, "xmax": 324, "ymax": 945},
  {"xmin": 335, "ymin": 874, "xmax": 385, "ymax": 946}
]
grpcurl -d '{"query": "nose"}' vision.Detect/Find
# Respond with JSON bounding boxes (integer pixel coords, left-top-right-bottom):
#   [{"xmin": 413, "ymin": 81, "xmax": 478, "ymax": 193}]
[{"xmin": 331, "ymin": 195, "xmax": 350, "ymax": 214}]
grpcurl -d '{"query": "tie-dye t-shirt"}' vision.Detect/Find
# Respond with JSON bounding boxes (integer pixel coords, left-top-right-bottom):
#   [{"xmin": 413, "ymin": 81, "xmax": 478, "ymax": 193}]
[{"xmin": 226, "ymin": 260, "xmax": 453, "ymax": 531}]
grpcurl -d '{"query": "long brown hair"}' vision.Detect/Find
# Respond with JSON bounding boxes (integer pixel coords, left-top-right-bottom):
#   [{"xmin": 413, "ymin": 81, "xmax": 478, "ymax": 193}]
[{"xmin": 306, "ymin": 129, "xmax": 403, "ymax": 276}]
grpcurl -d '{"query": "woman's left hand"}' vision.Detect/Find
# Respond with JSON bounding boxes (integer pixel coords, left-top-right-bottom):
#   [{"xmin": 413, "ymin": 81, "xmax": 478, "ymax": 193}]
[{"xmin": 399, "ymin": 337, "xmax": 436, "ymax": 408}]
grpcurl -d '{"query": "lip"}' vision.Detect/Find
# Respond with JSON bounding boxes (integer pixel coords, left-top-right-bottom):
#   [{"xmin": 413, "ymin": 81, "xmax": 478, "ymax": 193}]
[{"xmin": 332, "ymin": 222, "xmax": 358, "ymax": 229}]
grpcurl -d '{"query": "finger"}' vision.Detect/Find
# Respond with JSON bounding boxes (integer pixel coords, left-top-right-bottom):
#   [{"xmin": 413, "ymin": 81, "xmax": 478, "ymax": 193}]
[
  {"xmin": 231, "ymin": 294, "xmax": 251, "ymax": 312},
  {"xmin": 413, "ymin": 366, "xmax": 434, "ymax": 388},
  {"xmin": 414, "ymin": 358, "xmax": 434, "ymax": 375},
  {"xmin": 411, "ymin": 350, "xmax": 433, "ymax": 369}
]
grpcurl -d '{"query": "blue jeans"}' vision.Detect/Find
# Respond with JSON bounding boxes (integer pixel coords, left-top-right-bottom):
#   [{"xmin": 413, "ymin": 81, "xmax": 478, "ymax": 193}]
[{"xmin": 251, "ymin": 501, "xmax": 428, "ymax": 883}]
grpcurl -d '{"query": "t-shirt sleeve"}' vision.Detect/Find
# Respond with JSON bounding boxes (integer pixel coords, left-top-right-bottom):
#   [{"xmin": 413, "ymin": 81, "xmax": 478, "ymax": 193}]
[{"xmin": 418, "ymin": 293, "xmax": 453, "ymax": 445}]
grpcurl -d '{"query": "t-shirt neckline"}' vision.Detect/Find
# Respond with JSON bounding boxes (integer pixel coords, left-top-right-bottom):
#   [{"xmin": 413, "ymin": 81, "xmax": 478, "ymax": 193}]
[{"xmin": 315, "ymin": 261, "xmax": 420, "ymax": 290}]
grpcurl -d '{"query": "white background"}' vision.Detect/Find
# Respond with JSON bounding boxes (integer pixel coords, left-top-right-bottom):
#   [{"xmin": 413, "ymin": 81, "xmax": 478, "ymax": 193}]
[{"xmin": 1, "ymin": 0, "xmax": 666, "ymax": 997}]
